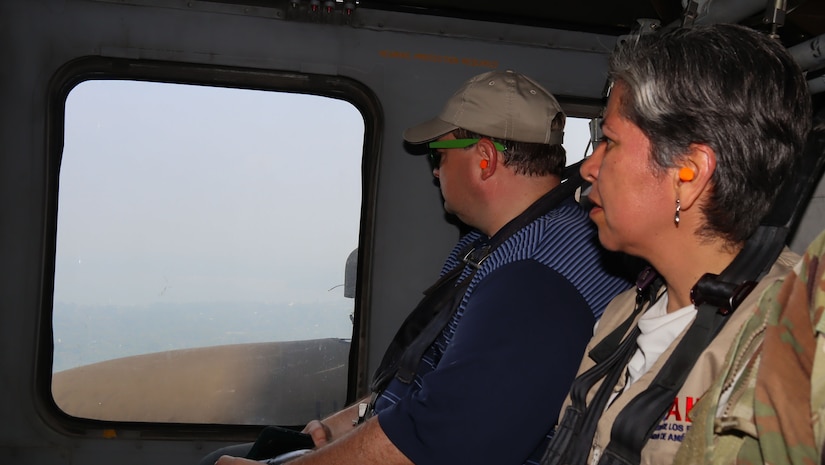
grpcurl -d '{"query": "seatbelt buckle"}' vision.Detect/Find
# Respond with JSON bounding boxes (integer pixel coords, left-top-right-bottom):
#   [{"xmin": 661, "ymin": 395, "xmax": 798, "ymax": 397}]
[
  {"xmin": 354, "ymin": 402, "xmax": 369, "ymax": 425},
  {"xmin": 462, "ymin": 244, "xmax": 492, "ymax": 270},
  {"xmin": 690, "ymin": 273, "xmax": 757, "ymax": 315},
  {"xmin": 354, "ymin": 392, "xmax": 379, "ymax": 425}
]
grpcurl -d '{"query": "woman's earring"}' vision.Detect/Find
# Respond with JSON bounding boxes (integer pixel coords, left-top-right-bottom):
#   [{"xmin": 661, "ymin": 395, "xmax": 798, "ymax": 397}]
[{"xmin": 674, "ymin": 199, "xmax": 681, "ymax": 226}]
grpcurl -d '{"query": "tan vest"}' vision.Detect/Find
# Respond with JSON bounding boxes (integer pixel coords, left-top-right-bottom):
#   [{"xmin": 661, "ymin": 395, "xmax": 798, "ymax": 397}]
[{"xmin": 556, "ymin": 249, "xmax": 799, "ymax": 465}]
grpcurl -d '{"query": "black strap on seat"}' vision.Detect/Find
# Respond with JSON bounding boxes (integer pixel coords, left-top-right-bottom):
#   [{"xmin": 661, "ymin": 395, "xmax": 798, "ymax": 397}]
[
  {"xmin": 370, "ymin": 164, "xmax": 585, "ymax": 396},
  {"xmin": 542, "ymin": 269, "xmax": 663, "ymax": 465},
  {"xmin": 598, "ymin": 299, "xmax": 720, "ymax": 465},
  {"xmin": 588, "ymin": 267, "xmax": 660, "ymax": 364}
]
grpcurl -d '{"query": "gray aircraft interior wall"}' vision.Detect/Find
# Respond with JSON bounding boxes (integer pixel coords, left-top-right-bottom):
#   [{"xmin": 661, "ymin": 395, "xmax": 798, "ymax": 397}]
[
  {"xmin": 3, "ymin": 1, "xmax": 823, "ymax": 463},
  {"xmin": 0, "ymin": 1, "xmax": 616, "ymax": 463}
]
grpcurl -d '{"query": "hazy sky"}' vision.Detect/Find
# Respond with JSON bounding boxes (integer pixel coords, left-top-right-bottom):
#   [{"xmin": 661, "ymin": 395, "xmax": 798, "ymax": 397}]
[
  {"xmin": 55, "ymin": 80, "xmax": 593, "ymax": 308},
  {"xmin": 57, "ymin": 81, "xmax": 365, "ymax": 307}
]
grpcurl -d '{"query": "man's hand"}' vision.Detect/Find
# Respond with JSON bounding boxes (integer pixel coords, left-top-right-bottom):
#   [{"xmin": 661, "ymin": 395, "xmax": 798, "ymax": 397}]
[
  {"xmin": 299, "ymin": 398, "xmax": 366, "ymax": 447},
  {"xmin": 302, "ymin": 420, "xmax": 332, "ymax": 448}
]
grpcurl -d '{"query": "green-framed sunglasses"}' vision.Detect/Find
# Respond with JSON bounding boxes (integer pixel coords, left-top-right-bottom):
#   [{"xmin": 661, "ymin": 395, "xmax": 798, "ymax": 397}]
[{"xmin": 427, "ymin": 138, "xmax": 506, "ymax": 166}]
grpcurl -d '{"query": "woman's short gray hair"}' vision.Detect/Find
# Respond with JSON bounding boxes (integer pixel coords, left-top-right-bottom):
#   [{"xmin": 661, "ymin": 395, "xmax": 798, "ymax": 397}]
[{"xmin": 609, "ymin": 23, "xmax": 811, "ymax": 244}]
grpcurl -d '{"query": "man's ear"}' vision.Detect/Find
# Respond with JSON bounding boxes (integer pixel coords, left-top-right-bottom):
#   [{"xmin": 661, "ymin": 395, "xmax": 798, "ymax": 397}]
[
  {"xmin": 675, "ymin": 143, "xmax": 716, "ymax": 211},
  {"xmin": 477, "ymin": 138, "xmax": 499, "ymax": 180}
]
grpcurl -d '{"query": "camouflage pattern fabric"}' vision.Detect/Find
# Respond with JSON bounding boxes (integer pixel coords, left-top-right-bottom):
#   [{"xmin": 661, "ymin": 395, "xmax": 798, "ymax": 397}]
[{"xmin": 674, "ymin": 229, "xmax": 825, "ymax": 465}]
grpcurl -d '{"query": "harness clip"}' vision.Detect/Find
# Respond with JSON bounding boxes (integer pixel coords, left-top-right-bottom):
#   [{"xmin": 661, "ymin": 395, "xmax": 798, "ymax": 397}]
[
  {"xmin": 462, "ymin": 244, "xmax": 492, "ymax": 270},
  {"xmin": 690, "ymin": 273, "xmax": 757, "ymax": 315}
]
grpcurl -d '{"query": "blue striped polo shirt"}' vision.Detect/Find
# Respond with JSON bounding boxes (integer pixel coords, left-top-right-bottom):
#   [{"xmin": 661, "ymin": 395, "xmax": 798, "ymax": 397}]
[{"xmin": 374, "ymin": 197, "xmax": 632, "ymax": 465}]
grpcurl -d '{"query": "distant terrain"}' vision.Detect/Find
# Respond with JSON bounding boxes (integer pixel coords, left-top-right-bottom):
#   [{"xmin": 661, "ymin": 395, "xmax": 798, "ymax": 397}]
[{"xmin": 52, "ymin": 300, "xmax": 354, "ymax": 372}]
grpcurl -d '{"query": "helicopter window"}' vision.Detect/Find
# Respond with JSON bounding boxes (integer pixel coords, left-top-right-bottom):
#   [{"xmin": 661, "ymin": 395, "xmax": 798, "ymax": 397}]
[
  {"xmin": 564, "ymin": 117, "xmax": 595, "ymax": 165},
  {"xmin": 50, "ymin": 79, "xmax": 364, "ymax": 425}
]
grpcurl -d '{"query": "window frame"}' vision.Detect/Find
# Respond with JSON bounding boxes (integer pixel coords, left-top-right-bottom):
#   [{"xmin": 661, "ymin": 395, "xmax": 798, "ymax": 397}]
[{"xmin": 39, "ymin": 56, "xmax": 381, "ymax": 435}]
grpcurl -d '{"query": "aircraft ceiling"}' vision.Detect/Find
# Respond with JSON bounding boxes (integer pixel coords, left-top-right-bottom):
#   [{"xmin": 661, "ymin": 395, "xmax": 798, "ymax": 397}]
[
  {"xmin": 216, "ymin": 0, "xmax": 823, "ymax": 58},
  {"xmin": 361, "ymin": 0, "xmax": 824, "ymax": 47},
  {"xmin": 215, "ymin": 0, "xmax": 823, "ymax": 47},
  {"xmin": 213, "ymin": 0, "xmax": 825, "ymax": 94}
]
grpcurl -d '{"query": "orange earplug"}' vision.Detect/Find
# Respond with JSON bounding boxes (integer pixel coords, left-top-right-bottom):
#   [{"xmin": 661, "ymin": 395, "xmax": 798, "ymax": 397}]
[
  {"xmin": 480, "ymin": 160, "xmax": 489, "ymax": 169},
  {"xmin": 679, "ymin": 167, "xmax": 695, "ymax": 182}
]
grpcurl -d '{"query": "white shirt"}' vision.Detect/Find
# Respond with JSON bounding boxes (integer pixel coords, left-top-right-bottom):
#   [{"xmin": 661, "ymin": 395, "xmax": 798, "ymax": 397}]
[{"xmin": 608, "ymin": 292, "xmax": 697, "ymax": 406}]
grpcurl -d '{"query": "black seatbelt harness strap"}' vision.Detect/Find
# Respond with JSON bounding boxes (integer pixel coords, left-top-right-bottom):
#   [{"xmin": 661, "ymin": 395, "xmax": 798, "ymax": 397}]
[
  {"xmin": 541, "ymin": 246, "xmax": 777, "ymax": 465},
  {"xmin": 595, "ymin": 228, "xmax": 792, "ymax": 465},
  {"xmin": 367, "ymin": 167, "xmax": 585, "ymax": 418},
  {"xmin": 542, "ymin": 268, "xmax": 663, "ymax": 465}
]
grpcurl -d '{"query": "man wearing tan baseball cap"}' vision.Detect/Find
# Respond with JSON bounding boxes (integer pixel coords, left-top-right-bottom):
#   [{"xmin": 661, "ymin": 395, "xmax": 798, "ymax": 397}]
[
  {"xmin": 215, "ymin": 70, "xmax": 631, "ymax": 465},
  {"xmin": 403, "ymin": 69, "xmax": 565, "ymax": 146},
  {"xmin": 402, "ymin": 69, "xmax": 567, "ymax": 237}
]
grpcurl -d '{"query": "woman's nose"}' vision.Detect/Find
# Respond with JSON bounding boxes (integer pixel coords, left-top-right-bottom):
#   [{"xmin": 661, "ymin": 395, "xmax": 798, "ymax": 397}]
[{"xmin": 580, "ymin": 144, "xmax": 603, "ymax": 182}]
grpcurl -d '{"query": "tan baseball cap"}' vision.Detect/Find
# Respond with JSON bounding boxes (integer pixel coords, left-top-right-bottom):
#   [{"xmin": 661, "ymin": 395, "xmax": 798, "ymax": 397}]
[{"xmin": 403, "ymin": 69, "xmax": 565, "ymax": 145}]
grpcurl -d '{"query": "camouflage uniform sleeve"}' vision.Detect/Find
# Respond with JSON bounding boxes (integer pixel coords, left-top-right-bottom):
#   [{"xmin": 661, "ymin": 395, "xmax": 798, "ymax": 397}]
[
  {"xmin": 750, "ymin": 234, "xmax": 821, "ymax": 465},
  {"xmin": 675, "ymin": 229, "xmax": 825, "ymax": 465},
  {"xmin": 805, "ymin": 232, "xmax": 825, "ymax": 461}
]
